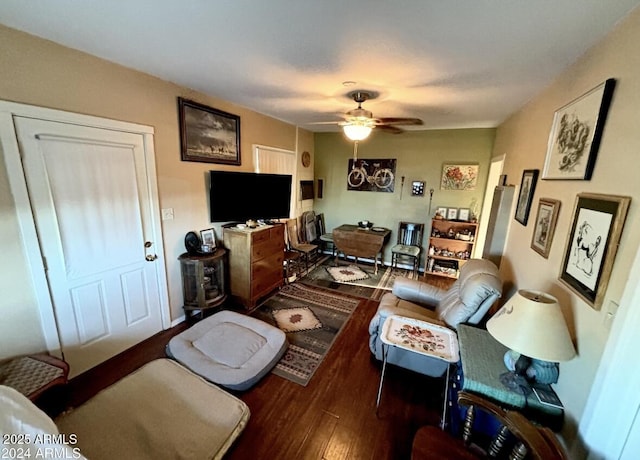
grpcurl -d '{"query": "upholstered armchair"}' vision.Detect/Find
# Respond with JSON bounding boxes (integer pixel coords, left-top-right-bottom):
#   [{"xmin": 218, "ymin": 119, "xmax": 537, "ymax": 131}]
[{"xmin": 368, "ymin": 259, "xmax": 502, "ymax": 377}]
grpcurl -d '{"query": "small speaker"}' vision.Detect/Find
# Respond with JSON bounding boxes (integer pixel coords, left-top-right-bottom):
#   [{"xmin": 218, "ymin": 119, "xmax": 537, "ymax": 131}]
[{"xmin": 317, "ymin": 179, "xmax": 324, "ymax": 199}]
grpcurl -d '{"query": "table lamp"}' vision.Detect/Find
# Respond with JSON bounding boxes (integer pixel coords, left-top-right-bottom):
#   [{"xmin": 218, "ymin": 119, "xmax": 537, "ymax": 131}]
[{"xmin": 486, "ymin": 290, "xmax": 576, "ymax": 390}]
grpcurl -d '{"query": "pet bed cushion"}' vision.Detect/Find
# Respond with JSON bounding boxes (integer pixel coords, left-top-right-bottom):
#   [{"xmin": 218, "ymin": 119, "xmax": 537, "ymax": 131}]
[{"xmin": 168, "ymin": 310, "xmax": 287, "ymax": 391}]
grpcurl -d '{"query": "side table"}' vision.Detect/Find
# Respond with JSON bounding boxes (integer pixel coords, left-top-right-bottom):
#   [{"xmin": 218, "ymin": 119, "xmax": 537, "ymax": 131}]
[
  {"xmin": 376, "ymin": 315, "xmax": 459, "ymax": 428},
  {"xmin": 454, "ymin": 324, "xmax": 564, "ymax": 431}
]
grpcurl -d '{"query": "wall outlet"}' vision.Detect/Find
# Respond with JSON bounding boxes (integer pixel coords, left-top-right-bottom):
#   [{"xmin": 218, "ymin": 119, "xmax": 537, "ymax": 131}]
[{"xmin": 161, "ymin": 208, "xmax": 174, "ymax": 220}]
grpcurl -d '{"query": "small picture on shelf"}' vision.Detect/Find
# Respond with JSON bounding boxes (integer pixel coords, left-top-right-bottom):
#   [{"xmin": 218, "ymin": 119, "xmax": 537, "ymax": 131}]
[
  {"xmin": 447, "ymin": 208, "xmax": 458, "ymax": 220},
  {"xmin": 435, "ymin": 206, "xmax": 447, "ymax": 219},
  {"xmin": 200, "ymin": 228, "xmax": 216, "ymax": 251},
  {"xmin": 458, "ymin": 208, "xmax": 470, "ymax": 222}
]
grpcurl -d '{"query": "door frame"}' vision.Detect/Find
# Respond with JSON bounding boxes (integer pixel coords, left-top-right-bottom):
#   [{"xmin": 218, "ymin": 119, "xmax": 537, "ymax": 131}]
[{"xmin": 0, "ymin": 100, "xmax": 171, "ymax": 357}]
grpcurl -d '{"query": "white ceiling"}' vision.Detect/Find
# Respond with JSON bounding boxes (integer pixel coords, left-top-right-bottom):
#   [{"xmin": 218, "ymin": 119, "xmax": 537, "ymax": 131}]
[{"xmin": 1, "ymin": 1, "xmax": 639, "ymax": 132}]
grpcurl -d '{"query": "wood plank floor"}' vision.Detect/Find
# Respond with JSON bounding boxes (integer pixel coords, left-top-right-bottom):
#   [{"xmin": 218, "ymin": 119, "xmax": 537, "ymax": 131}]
[{"xmin": 62, "ymin": 273, "xmax": 454, "ymax": 460}]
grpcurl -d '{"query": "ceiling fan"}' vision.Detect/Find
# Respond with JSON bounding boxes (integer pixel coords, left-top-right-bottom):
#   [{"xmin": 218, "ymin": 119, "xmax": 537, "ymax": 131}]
[{"xmin": 337, "ymin": 90, "xmax": 423, "ymax": 140}]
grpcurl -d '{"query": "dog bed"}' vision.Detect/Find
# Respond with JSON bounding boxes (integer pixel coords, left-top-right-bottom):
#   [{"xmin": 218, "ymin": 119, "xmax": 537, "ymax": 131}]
[{"xmin": 167, "ymin": 310, "xmax": 287, "ymax": 391}]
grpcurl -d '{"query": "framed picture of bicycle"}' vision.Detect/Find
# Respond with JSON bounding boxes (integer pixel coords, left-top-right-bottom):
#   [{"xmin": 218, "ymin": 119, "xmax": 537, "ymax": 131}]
[{"xmin": 347, "ymin": 158, "xmax": 396, "ymax": 192}]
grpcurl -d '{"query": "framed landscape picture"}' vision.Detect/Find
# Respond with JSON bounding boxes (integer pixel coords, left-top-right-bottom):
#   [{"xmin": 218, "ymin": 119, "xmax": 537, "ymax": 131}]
[
  {"xmin": 514, "ymin": 169, "xmax": 539, "ymax": 225},
  {"xmin": 530, "ymin": 198, "xmax": 560, "ymax": 258},
  {"xmin": 559, "ymin": 193, "xmax": 630, "ymax": 310},
  {"xmin": 178, "ymin": 97, "xmax": 241, "ymax": 165},
  {"xmin": 542, "ymin": 79, "xmax": 616, "ymax": 180}
]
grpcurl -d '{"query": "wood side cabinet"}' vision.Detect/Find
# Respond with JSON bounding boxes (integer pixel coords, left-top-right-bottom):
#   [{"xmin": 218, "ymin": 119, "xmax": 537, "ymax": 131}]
[
  {"xmin": 223, "ymin": 224, "xmax": 284, "ymax": 309},
  {"xmin": 179, "ymin": 249, "xmax": 228, "ymax": 319}
]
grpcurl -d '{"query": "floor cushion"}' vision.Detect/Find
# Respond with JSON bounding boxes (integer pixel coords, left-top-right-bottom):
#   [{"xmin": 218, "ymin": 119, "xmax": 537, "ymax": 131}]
[
  {"xmin": 55, "ymin": 359, "xmax": 249, "ymax": 460},
  {"xmin": 168, "ymin": 310, "xmax": 287, "ymax": 391}
]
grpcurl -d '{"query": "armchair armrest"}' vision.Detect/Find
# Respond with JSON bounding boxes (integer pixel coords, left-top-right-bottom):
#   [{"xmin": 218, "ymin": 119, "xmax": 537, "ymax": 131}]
[{"xmin": 392, "ymin": 277, "xmax": 447, "ymax": 307}]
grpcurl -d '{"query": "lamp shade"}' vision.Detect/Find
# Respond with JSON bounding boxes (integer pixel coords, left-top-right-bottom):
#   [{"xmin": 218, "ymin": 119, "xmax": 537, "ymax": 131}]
[
  {"xmin": 486, "ymin": 290, "xmax": 576, "ymax": 362},
  {"xmin": 342, "ymin": 123, "xmax": 373, "ymax": 141}
]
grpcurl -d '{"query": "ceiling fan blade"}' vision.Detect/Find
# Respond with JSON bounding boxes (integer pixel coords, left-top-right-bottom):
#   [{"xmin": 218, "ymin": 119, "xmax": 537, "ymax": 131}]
[
  {"xmin": 376, "ymin": 125, "xmax": 404, "ymax": 134},
  {"xmin": 376, "ymin": 117, "xmax": 423, "ymax": 126}
]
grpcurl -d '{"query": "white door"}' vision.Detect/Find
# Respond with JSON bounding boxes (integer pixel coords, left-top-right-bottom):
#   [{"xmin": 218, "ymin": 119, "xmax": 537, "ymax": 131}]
[{"xmin": 15, "ymin": 117, "xmax": 164, "ymax": 377}]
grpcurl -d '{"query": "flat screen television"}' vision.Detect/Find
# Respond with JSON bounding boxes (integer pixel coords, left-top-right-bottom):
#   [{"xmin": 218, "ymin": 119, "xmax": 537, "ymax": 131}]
[{"xmin": 209, "ymin": 170, "xmax": 292, "ymax": 222}]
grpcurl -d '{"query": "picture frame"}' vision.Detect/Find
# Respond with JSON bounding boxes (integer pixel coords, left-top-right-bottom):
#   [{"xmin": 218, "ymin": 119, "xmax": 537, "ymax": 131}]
[
  {"xmin": 178, "ymin": 97, "xmax": 241, "ymax": 165},
  {"xmin": 559, "ymin": 193, "xmax": 630, "ymax": 310},
  {"xmin": 514, "ymin": 169, "xmax": 539, "ymax": 225},
  {"xmin": 200, "ymin": 228, "xmax": 217, "ymax": 249},
  {"xmin": 530, "ymin": 198, "xmax": 561, "ymax": 258},
  {"xmin": 347, "ymin": 158, "xmax": 396, "ymax": 192},
  {"xmin": 440, "ymin": 164, "xmax": 479, "ymax": 190},
  {"xmin": 411, "ymin": 180, "xmax": 425, "ymax": 196},
  {"xmin": 447, "ymin": 207, "xmax": 459, "ymax": 221},
  {"xmin": 458, "ymin": 208, "xmax": 471, "ymax": 222},
  {"xmin": 542, "ymin": 79, "xmax": 616, "ymax": 180},
  {"xmin": 435, "ymin": 206, "xmax": 447, "ymax": 219}
]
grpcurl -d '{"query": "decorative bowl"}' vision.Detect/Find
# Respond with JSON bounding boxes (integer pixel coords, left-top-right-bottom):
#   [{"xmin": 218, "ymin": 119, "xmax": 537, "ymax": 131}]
[{"xmin": 358, "ymin": 221, "xmax": 374, "ymax": 229}]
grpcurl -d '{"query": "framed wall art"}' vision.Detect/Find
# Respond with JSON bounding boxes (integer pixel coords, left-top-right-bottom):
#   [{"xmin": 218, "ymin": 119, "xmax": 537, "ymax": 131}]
[
  {"xmin": 440, "ymin": 164, "xmax": 479, "ymax": 190},
  {"xmin": 559, "ymin": 193, "xmax": 630, "ymax": 310},
  {"xmin": 347, "ymin": 158, "xmax": 396, "ymax": 192},
  {"xmin": 178, "ymin": 97, "xmax": 241, "ymax": 165},
  {"xmin": 542, "ymin": 79, "xmax": 616, "ymax": 180},
  {"xmin": 530, "ymin": 198, "xmax": 561, "ymax": 258},
  {"xmin": 447, "ymin": 207, "xmax": 459, "ymax": 221},
  {"xmin": 514, "ymin": 169, "xmax": 539, "ymax": 225}
]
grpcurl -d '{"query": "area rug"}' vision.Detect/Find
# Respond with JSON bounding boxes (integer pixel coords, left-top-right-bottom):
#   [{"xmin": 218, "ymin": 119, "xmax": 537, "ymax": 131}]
[
  {"xmin": 326, "ymin": 264, "xmax": 370, "ymax": 282},
  {"xmin": 301, "ymin": 258, "xmax": 417, "ymax": 300},
  {"xmin": 252, "ymin": 283, "xmax": 361, "ymax": 386}
]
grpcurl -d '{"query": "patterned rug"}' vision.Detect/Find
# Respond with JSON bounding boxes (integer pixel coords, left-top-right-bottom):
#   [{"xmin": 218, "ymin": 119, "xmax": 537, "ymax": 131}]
[
  {"xmin": 252, "ymin": 283, "xmax": 361, "ymax": 386},
  {"xmin": 326, "ymin": 264, "xmax": 370, "ymax": 282},
  {"xmin": 301, "ymin": 258, "xmax": 417, "ymax": 300}
]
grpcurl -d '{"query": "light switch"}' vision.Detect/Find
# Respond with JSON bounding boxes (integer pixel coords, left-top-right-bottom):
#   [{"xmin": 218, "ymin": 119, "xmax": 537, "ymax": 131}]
[
  {"xmin": 161, "ymin": 208, "xmax": 174, "ymax": 220},
  {"xmin": 603, "ymin": 300, "xmax": 619, "ymax": 330}
]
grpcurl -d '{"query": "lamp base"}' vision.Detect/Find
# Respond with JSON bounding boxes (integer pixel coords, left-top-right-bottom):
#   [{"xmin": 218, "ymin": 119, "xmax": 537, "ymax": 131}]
[{"xmin": 499, "ymin": 371, "xmax": 529, "ymax": 393}]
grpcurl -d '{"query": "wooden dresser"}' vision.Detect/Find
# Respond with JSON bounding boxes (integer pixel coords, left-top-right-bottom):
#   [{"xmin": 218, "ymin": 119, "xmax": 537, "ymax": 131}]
[{"xmin": 223, "ymin": 224, "xmax": 284, "ymax": 309}]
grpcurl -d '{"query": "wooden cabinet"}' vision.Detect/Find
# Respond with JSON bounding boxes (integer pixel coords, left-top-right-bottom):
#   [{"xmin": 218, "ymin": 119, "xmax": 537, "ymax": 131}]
[
  {"xmin": 426, "ymin": 219, "xmax": 477, "ymax": 279},
  {"xmin": 179, "ymin": 249, "xmax": 227, "ymax": 319},
  {"xmin": 223, "ymin": 224, "xmax": 284, "ymax": 309}
]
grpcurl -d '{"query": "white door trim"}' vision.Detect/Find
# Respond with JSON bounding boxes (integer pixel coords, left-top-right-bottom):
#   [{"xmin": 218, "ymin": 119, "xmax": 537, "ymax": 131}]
[
  {"xmin": 579, "ymin": 245, "xmax": 640, "ymax": 458},
  {"xmin": 0, "ymin": 101, "xmax": 171, "ymax": 357}
]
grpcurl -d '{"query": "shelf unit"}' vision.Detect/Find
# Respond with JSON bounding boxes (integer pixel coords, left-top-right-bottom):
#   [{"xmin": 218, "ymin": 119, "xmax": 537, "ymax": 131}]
[
  {"xmin": 426, "ymin": 219, "xmax": 478, "ymax": 279},
  {"xmin": 179, "ymin": 249, "xmax": 228, "ymax": 320}
]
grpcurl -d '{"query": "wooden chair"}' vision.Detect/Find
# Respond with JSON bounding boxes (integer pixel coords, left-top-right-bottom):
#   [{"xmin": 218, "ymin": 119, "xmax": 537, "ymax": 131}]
[
  {"xmin": 390, "ymin": 221, "xmax": 424, "ymax": 276},
  {"xmin": 285, "ymin": 218, "xmax": 318, "ymax": 274},
  {"xmin": 315, "ymin": 213, "xmax": 335, "ymax": 256},
  {"xmin": 411, "ymin": 391, "xmax": 567, "ymax": 460}
]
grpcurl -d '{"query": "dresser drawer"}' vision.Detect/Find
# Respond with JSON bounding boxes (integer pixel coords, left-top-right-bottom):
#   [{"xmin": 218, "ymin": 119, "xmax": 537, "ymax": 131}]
[{"xmin": 251, "ymin": 252, "xmax": 284, "ymax": 295}]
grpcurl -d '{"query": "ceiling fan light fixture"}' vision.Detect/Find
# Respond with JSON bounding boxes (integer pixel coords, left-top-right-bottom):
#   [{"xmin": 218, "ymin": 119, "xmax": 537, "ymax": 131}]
[{"xmin": 343, "ymin": 123, "xmax": 372, "ymax": 141}]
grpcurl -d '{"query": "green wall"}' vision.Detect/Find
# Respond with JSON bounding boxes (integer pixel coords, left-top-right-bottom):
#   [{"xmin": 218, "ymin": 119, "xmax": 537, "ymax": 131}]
[{"xmin": 313, "ymin": 128, "xmax": 496, "ymax": 269}]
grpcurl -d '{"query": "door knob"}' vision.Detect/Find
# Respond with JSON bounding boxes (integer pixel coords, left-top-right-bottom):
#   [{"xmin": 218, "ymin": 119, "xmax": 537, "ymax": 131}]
[{"xmin": 146, "ymin": 254, "xmax": 158, "ymax": 261}]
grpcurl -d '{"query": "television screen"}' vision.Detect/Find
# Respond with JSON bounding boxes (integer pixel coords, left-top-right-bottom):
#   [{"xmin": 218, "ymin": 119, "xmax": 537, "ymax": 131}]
[{"xmin": 209, "ymin": 171, "xmax": 292, "ymax": 222}]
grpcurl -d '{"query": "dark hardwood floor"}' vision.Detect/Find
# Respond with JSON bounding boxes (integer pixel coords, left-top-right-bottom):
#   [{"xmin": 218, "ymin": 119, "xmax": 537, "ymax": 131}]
[{"xmin": 60, "ymin": 272, "xmax": 453, "ymax": 460}]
